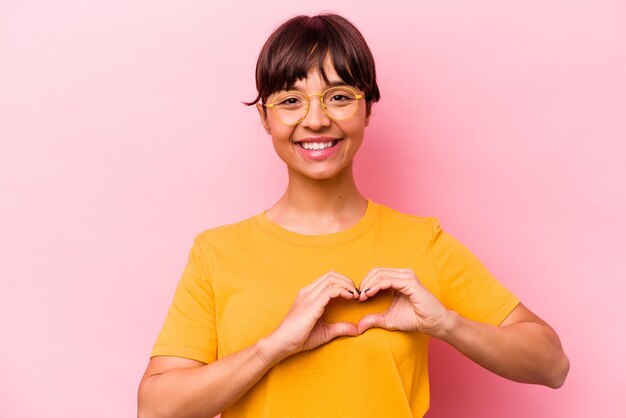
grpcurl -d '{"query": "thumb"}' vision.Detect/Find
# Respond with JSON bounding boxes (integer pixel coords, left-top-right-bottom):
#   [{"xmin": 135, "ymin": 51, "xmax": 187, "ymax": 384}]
[
  {"xmin": 357, "ymin": 313, "xmax": 388, "ymax": 334},
  {"xmin": 324, "ymin": 321, "xmax": 359, "ymax": 342}
]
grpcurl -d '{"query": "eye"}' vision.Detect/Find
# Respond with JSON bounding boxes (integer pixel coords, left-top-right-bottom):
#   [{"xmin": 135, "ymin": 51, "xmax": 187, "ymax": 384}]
[
  {"xmin": 274, "ymin": 92, "xmax": 305, "ymax": 108},
  {"xmin": 325, "ymin": 88, "xmax": 357, "ymax": 105},
  {"xmin": 330, "ymin": 94, "xmax": 350, "ymax": 102},
  {"xmin": 280, "ymin": 97, "xmax": 301, "ymax": 105}
]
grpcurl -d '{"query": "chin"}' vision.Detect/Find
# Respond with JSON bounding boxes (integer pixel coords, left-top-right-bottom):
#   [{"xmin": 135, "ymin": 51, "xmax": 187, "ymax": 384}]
[{"xmin": 298, "ymin": 163, "xmax": 352, "ymax": 181}]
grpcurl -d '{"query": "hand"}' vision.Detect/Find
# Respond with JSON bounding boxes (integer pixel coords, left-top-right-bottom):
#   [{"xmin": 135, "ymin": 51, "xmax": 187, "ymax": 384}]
[
  {"xmin": 260, "ymin": 272, "xmax": 360, "ymax": 364},
  {"xmin": 357, "ymin": 268, "xmax": 452, "ymax": 338}
]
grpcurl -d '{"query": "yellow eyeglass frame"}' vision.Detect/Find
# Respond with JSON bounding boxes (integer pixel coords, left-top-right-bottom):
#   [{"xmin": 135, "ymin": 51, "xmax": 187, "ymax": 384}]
[{"xmin": 263, "ymin": 85, "xmax": 364, "ymax": 126}]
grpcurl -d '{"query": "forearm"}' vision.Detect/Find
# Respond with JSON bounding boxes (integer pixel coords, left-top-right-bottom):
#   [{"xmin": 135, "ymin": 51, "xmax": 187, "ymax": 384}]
[
  {"xmin": 437, "ymin": 311, "xmax": 570, "ymax": 388},
  {"xmin": 138, "ymin": 272, "xmax": 361, "ymax": 417},
  {"xmin": 138, "ymin": 339, "xmax": 284, "ymax": 418}
]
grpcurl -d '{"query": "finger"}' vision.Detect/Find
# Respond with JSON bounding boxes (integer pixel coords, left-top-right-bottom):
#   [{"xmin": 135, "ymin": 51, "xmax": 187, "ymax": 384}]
[
  {"xmin": 323, "ymin": 321, "xmax": 359, "ymax": 341},
  {"xmin": 330, "ymin": 287, "xmax": 361, "ymax": 302},
  {"xmin": 360, "ymin": 276, "xmax": 414, "ymax": 301},
  {"xmin": 358, "ymin": 267, "xmax": 385, "ymax": 293},
  {"xmin": 358, "ymin": 268, "xmax": 390, "ymax": 300},
  {"xmin": 359, "ymin": 268, "xmax": 413, "ymax": 300},
  {"xmin": 357, "ymin": 313, "xmax": 388, "ymax": 334},
  {"xmin": 297, "ymin": 287, "xmax": 354, "ymax": 325},
  {"xmin": 315, "ymin": 286, "xmax": 357, "ymax": 308},
  {"xmin": 297, "ymin": 273, "xmax": 357, "ymax": 301},
  {"xmin": 318, "ymin": 271, "xmax": 358, "ymax": 292},
  {"xmin": 361, "ymin": 267, "xmax": 413, "ymax": 287},
  {"xmin": 301, "ymin": 287, "xmax": 357, "ymax": 322},
  {"xmin": 310, "ymin": 277, "xmax": 357, "ymax": 300},
  {"xmin": 307, "ymin": 271, "xmax": 354, "ymax": 292},
  {"xmin": 300, "ymin": 271, "xmax": 342, "ymax": 293},
  {"xmin": 310, "ymin": 273, "xmax": 358, "ymax": 299}
]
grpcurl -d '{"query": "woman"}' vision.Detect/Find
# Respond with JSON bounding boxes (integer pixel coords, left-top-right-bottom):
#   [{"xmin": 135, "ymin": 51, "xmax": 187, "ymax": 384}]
[{"xmin": 138, "ymin": 13, "xmax": 569, "ymax": 417}]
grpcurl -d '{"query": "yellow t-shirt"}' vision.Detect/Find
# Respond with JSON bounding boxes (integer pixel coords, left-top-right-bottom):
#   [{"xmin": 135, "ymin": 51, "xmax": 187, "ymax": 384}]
[{"xmin": 151, "ymin": 201, "xmax": 519, "ymax": 417}]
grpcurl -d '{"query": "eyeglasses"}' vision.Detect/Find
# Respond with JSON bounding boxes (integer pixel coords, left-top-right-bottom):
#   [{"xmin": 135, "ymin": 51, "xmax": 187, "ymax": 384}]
[{"xmin": 263, "ymin": 85, "xmax": 364, "ymax": 125}]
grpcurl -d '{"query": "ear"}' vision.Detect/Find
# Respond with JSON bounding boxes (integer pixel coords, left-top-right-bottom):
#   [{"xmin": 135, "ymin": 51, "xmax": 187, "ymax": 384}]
[{"xmin": 256, "ymin": 103, "xmax": 271, "ymax": 135}]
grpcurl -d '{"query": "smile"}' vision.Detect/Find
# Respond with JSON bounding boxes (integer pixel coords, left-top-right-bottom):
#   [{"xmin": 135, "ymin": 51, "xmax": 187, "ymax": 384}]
[
  {"xmin": 298, "ymin": 141, "xmax": 338, "ymax": 150},
  {"xmin": 293, "ymin": 138, "xmax": 343, "ymax": 161}
]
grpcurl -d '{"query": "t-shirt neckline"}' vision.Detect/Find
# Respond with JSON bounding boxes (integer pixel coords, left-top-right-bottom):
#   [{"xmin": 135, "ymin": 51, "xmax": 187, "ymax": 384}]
[{"xmin": 254, "ymin": 200, "xmax": 379, "ymax": 246}]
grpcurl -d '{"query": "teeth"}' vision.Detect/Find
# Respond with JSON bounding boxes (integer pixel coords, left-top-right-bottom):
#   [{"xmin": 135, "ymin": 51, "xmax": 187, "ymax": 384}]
[{"xmin": 300, "ymin": 141, "xmax": 335, "ymax": 150}]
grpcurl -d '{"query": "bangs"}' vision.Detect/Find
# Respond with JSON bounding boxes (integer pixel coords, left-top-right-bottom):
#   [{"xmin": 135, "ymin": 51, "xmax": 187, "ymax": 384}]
[
  {"xmin": 246, "ymin": 14, "xmax": 380, "ymax": 106},
  {"xmin": 263, "ymin": 20, "xmax": 361, "ymax": 95}
]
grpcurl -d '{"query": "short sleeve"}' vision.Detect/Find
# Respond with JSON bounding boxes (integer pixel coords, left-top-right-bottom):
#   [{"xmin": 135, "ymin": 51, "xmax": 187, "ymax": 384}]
[
  {"xmin": 151, "ymin": 236, "xmax": 217, "ymax": 363},
  {"xmin": 431, "ymin": 220, "xmax": 519, "ymax": 326}
]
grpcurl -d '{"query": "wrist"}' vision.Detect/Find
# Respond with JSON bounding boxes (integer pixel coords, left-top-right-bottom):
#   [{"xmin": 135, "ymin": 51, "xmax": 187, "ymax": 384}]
[
  {"xmin": 432, "ymin": 309, "xmax": 460, "ymax": 342},
  {"xmin": 254, "ymin": 335, "xmax": 290, "ymax": 367}
]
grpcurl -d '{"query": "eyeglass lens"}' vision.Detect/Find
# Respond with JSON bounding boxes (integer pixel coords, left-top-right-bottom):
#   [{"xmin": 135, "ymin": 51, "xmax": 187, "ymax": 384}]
[{"xmin": 272, "ymin": 87, "xmax": 359, "ymax": 125}]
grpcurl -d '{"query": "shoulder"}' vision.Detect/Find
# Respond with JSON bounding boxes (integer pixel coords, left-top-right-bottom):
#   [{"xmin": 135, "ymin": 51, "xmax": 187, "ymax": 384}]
[
  {"xmin": 371, "ymin": 202, "xmax": 443, "ymax": 249},
  {"xmin": 374, "ymin": 202, "xmax": 440, "ymax": 235},
  {"xmin": 194, "ymin": 213, "xmax": 257, "ymax": 242},
  {"xmin": 189, "ymin": 212, "xmax": 263, "ymax": 257}
]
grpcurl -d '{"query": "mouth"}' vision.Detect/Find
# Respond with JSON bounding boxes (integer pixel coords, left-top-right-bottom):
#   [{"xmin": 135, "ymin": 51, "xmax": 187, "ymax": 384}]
[
  {"xmin": 295, "ymin": 140, "xmax": 340, "ymax": 150},
  {"xmin": 292, "ymin": 137, "xmax": 343, "ymax": 161}
]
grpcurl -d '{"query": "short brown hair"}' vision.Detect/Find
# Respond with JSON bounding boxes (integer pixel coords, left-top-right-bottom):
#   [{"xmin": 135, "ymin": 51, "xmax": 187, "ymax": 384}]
[{"xmin": 246, "ymin": 13, "xmax": 380, "ymax": 113}]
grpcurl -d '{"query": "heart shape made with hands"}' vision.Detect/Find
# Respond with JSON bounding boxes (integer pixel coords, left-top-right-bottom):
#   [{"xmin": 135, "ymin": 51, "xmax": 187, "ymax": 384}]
[{"xmin": 321, "ymin": 288, "xmax": 396, "ymax": 331}]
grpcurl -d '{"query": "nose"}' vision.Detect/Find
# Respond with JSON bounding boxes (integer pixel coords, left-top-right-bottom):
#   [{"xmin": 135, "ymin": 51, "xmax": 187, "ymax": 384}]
[{"xmin": 301, "ymin": 94, "xmax": 331, "ymax": 130}]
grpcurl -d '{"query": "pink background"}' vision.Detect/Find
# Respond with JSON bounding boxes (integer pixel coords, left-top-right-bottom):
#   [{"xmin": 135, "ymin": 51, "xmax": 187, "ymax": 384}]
[{"xmin": 1, "ymin": 1, "xmax": 625, "ymax": 416}]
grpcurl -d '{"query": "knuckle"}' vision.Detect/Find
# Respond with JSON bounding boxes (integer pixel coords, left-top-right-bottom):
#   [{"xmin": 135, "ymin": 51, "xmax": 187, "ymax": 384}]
[
  {"xmin": 329, "ymin": 287, "xmax": 341, "ymax": 296},
  {"xmin": 325, "ymin": 271, "xmax": 338, "ymax": 280}
]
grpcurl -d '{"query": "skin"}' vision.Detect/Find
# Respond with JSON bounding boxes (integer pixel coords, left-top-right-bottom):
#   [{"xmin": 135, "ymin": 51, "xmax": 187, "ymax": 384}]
[
  {"xmin": 137, "ymin": 59, "xmax": 569, "ymax": 418},
  {"xmin": 256, "ymin": 60, "xmax": 371, "ymax": 235}
]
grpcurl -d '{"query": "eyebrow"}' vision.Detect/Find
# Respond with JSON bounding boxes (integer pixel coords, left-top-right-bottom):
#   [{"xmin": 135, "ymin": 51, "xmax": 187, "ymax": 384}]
[
  {"xmin": 324, "ymin": 80, "xmax": 349, "ymax": 88},
  {"xmin": 286, "ymin": 80, "xmax": 350, "ymax": 92}
]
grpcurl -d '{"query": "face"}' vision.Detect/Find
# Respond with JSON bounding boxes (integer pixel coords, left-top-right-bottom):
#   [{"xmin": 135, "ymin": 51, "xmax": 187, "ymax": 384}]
[{"xmin": 256, "ymin": 59, "xmax": 370, "ymax": 181}]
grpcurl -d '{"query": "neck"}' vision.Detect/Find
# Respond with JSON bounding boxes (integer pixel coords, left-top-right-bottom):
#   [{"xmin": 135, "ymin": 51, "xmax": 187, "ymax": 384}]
[{"xmin": 266, "ymin": 163, "xmax": 368, "ymax": 234}]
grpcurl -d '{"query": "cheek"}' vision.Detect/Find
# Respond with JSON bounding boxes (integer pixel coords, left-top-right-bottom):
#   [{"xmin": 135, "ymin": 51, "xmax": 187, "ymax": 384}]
[
  {"xmin": 343, "ymin": 119, "xmax": 366, "ymax": 141},
  {"xmin": 348, "ymin": 108, "xmax": 368, "ymax": 134},
  {"xmin": 269, "ymin": 125, "xmax": 297, "ymax": 153},
  {"xmin": 268, "ymin": 120, "xmax": 294, "ymax": 140}
]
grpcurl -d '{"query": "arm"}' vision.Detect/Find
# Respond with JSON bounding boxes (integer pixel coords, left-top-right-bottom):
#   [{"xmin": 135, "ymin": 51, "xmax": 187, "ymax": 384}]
[
  {"xmin": 357, "ymin": 268, "xmax": 570, "ymax": 388},
  {"xmin": 437, "ymin": 302, "xmax": 569, "ymax": 388},
  {"xmin": 138, "ymin": 345, "xmax": 276, "ymax": 418},
  {"xmin": 138, "ymin": 272, "xmax": 360, "ymax": 418}
]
